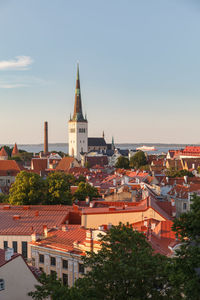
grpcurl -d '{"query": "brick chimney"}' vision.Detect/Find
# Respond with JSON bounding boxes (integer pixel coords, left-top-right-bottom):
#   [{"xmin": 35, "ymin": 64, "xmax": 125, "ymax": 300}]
[{"xmin": 44, "ymin": 121, "xmax": 48, "ymax": 155}]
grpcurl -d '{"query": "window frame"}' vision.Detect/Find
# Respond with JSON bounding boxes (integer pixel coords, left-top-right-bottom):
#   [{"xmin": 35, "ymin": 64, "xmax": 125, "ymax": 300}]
[
  {"xmin": 62, "ymin": 259, "xmax": 68, "ymax": 270},
  {"xmin": 50, "ymin": 256, "xmax": 56, "ymax": 266},
  {"xmin": 39, "ymin": 254, "xmax": 44, "ymax": 264}
]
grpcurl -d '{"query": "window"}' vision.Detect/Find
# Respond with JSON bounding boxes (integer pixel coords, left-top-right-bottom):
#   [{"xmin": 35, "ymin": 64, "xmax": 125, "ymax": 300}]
[
  {"xmin": 21, "ymin": 241, "xmax": 27, "ymax": 259},
  {"xmin": 50, "ymin": 270, "xmax": 56, "ymax": 277},
  {"xmin": 0, "ymin": 279, "xmax": 5, "ymax": 291},
  {"xmin": 50, "ymin": 256, "xmax": 56, "ymax": 266},
  {"xmin": 183, "ymin": 203, "xmax": 187, "ymax": 210},
  {"xmin": 3, "ymin": 241, "xmax": 8, "ymax": 249},
  {"xmin": 62, "ymin": 273, "xmax": 68, "ymax": 286},
  {"xmin": 70, "ymin": 128, "xmax": 75, "ymax": 133},
  {"xmin": 79, "ymin": 128, "xmax": 85, "ymax": 133},
  {"xmin": 12, "ymin": 241, "xmax": 17, "ymax": 253},
  {"xmin": 79, "ymin": 263, "xmax": 84, "ymax": 274},
  {"xmin": 39, "ymin": 254, "xmax": 44, "ymax": 263},
  {"xmin": 62, "ymin": 259, "xmax": 68, "ymax": 269},
  {"xmin": 39, "ymin": 267, "xmax": 43, "ymax": 272}
]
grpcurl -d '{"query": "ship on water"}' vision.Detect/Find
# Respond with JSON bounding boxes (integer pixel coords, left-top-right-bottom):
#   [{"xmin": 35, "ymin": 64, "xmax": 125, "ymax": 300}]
[{"xmin": 136, "ymin": 145, "xmax": 157, "ymax": 151}]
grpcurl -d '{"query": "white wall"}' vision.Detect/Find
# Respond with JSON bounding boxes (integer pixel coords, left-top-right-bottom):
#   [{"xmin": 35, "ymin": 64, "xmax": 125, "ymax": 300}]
[
  {"xmin": 0, "ymin": 255, "xmax": 39, "ymax": 300},
  {"xmin": 68, "ymin": 121, "xmax": 88, "ymax": 160}
]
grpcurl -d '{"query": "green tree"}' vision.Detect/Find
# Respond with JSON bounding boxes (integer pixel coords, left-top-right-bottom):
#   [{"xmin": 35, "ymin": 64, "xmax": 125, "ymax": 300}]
[
  {"xmin": 73, "ymin": 182, "xmax": 99, "ymax": 201},
  {"xmin": 45, "ymin": 172, "xmax": 73, "ymax": 205},
  {"xmin": 0, "ymin": 193, "xmax": 9, "ymax": 203},
  {"xmin": 115, "ymin": 156, "xmax": 129, "ymax": 169},
  {"xmin": 129, "ymin": 151, "xmax": 147, "ymax": 169},
  {"xmin": 165, "ymin": 168, "xmax": 194, "ymax": 178},
  {"xmin": 9, "ymin": 171, "xmax": 45, "ymax": 205},
  {"xmin": 74, "ymin": 223, "xmax": 173, "ymax": 300},
  {"xmin": 75, "ymin": 175, "xmax": 86, "ymax": 184},
  {"xmin": 28, "ymin": 273, "xmax": 72, "ymax": 300},
  {"xmin": 170, "ymin": 194, "xmax": 200, "ymax": 299}
]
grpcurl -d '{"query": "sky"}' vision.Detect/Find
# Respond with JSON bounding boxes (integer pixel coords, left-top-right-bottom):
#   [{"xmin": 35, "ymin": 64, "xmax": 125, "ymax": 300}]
[{"xmin": 0, "ymin": 0, "xmax": 200, "ymax": 144}]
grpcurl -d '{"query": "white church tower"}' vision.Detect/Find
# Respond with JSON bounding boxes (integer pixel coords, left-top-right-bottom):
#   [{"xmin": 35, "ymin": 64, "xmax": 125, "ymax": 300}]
[{"xmin": 68, "ymin": 64, "xmax": 88, "ymax": 160}]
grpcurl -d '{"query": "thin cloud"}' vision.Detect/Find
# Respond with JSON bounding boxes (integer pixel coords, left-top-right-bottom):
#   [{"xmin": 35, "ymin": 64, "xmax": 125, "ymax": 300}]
[
  {"xmin": 0, "ymin": 75, "xmax": 51, "ymax": 89},
  {"xmin": 0, "ymin": 56, "xmax": 33, "ymax": 71},
  {"xmin": 0, "ymin": 83, "xmax": 28, "ymax": 89}
]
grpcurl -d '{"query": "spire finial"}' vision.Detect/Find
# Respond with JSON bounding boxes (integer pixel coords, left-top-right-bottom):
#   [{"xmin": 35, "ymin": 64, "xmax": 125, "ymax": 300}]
[
  {"xmin": 77, "ymin": 62, "xmax": 79, "ymax": 80},
  {"xmin": 102, "ymin": 131, "xmax": 105, "ymax": 139}
]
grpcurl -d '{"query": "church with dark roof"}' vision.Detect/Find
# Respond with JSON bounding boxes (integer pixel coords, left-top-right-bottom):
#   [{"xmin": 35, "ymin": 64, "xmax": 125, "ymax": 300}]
[{"xmin": 68, "ymin": 64, "xmax": 114, "ymax": 160}]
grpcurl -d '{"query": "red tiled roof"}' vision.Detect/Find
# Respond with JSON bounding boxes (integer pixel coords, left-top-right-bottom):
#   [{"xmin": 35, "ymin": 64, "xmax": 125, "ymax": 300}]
[
  {"xmin": 0, "ymin": 205, "xmax": 73, "ymax": 235},
  {"xmin": 31, "ymin": 158, "xmax": 47, "ymax": 173},
  {"xmin": 86, "ymin": 156, "xmax": 108, "ymax": 168},
  {"xmin": 56, "ymin": 157, "xmax": 77, "ymax": 171},
  {"xmin": 12, "ymin": 143, "xmax": 19, "ymax": 156},
  {"xmin": 82, "ymin": 197, "xmax": 172, "ymax": 220},
  {"xmin": 30, "ymin": 225, "xmax": 87, "ymax": 253},
  {"xmin": 0, "ymin": 147, "xmax": 8, "ymax": 157},
  {"xmin": 0, "ymin": 160, "xmax": 22, "ymax": 176}
]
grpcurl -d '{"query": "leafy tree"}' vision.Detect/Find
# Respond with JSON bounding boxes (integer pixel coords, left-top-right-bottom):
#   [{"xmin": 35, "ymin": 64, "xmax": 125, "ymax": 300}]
[
  {"xmin": 9, "ymin": 156, "xmax": 22, "ymax": 162},
  {"xmin": 74, "ymin": 223, "xmax": 173, "ymax": 300},
  {"xmin": 45, "ymin": 172, "xmax": 73, "ymax": 205},
  {"xmin": 0, "ymin": 193, "xmax": 9, "ymax": 203},
  {"xmin": 129, "ymin": 151, "xmax": 147, "ymax": 169},
  {"xmin": 165, "ymin": 168, "xmax": 194, "ymax": 178},
  {"xmin": 9, "ymin": 171, "xmax": 45, "ymax": 205},
  {"xmin": 170, "ymin": 194, "xmax": 200, "ymax": 299},
  {"xmin": 29, "ymin": 224, "xmax": 173, "ymax": 300},
  {"xmin": 28, "ymin": 273, "xmax": 72, "ymax": 300},
  {"xmin": 76, "ymin": 175, "xmax": 86, "ymax": 184},
  {"xmin": 73, "ymin": 182, "xmax": 99, "ymax": 201},
  {"xmin": 198, "ymin": 166, "xmax": 200, "ymax": 174},
  {"xmin": 115, "ymin": 156, "xmax": 129, "ymax": 169}
]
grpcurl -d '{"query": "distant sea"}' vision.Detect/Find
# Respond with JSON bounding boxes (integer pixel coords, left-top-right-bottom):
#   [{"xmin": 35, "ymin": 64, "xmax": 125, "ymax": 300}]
[{"xmin": 1, "ymin": 143, "xmax": 200, "ymax": 155}]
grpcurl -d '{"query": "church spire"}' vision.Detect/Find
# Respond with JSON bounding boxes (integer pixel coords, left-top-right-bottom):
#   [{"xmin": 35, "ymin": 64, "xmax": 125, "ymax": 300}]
[{"xmin": 72, "ymin": 63, "xmax": 86, "ymax": 122}]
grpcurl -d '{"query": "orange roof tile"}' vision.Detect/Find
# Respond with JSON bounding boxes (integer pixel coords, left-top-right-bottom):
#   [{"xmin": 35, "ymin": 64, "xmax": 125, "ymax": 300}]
[
  {"xmin": 30, "ymin": 225, "xmax": 87, "ymax": 253},
  {"xmin": 12, "ymin": 143, "xmax": 19, "ymax": 156},
  {"xmin": 0, "ymin": 147, "xmax": 8, "ymax": 157},
  {"xmin": 56, "ymin": 157, "xmax": 77, "ymax": 172},
  {"xmin": 0, "ymin": 160, "xmax": 22, "ymax": 176},
  {"xmin": 0, "ymin": 205, "xmax": 73, "ymax": 236}
]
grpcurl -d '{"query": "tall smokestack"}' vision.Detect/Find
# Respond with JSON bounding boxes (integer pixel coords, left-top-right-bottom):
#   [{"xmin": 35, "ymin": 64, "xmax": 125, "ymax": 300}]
[{"xmin": 44, "ymin": 121, "xmax": 48, "ymax": 155}]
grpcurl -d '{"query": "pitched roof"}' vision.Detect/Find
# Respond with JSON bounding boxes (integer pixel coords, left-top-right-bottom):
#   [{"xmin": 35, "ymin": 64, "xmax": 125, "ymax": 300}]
[
  {"xmin": 88, "ymin": 138, "xmax": 107, "ymax": 147},
  {"xmin": 0, "ymin": 160, "xmax": 22, "ymax": 176},
  {"xmin": 0, "ymin": 147, "xmax": 8, "ymax": 157},
  {"xmin": 0, "ymin": 205, "xmax": 72, "ymax": 235},
  {"xmin": 56, "ymin": 157, "xmax": 78, "ymax": 171},
  {"xmin": 30, "ymin": 225, "xmax": 87, "ymax": 253},
  {"xmin": 31, "ymin": 158, "xmax": 47, "ymax": 173},
  {"xmin": 12, "ymin": 143, "xmax": 19, "ymax": 156},
  {"xmin": 86, "ymin": 156, "xmax": 108, "ymax": 167}
]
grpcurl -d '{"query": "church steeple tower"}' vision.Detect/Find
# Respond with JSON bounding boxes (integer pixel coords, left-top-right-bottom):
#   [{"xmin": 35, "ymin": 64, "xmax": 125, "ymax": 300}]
[
  {"xmin": 72, "ymin": 64, "xmax": 86, "ymax": 122},
  {"xmin": 68, "ymin": 64, "xmax": 88, "ymax": 160}
]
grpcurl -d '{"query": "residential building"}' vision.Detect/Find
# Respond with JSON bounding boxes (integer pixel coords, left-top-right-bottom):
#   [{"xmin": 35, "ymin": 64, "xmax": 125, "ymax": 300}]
[
  {"xmin": 0, "ymin": 248, "xmax": 39, "ymax": 300},
  {"xmin": 30, "ymin": 225, "xmax": 104, "ymax": 286},
  {"xmin": 0, "ymin": 205, "xmax": 75, "ymax": 259}
]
